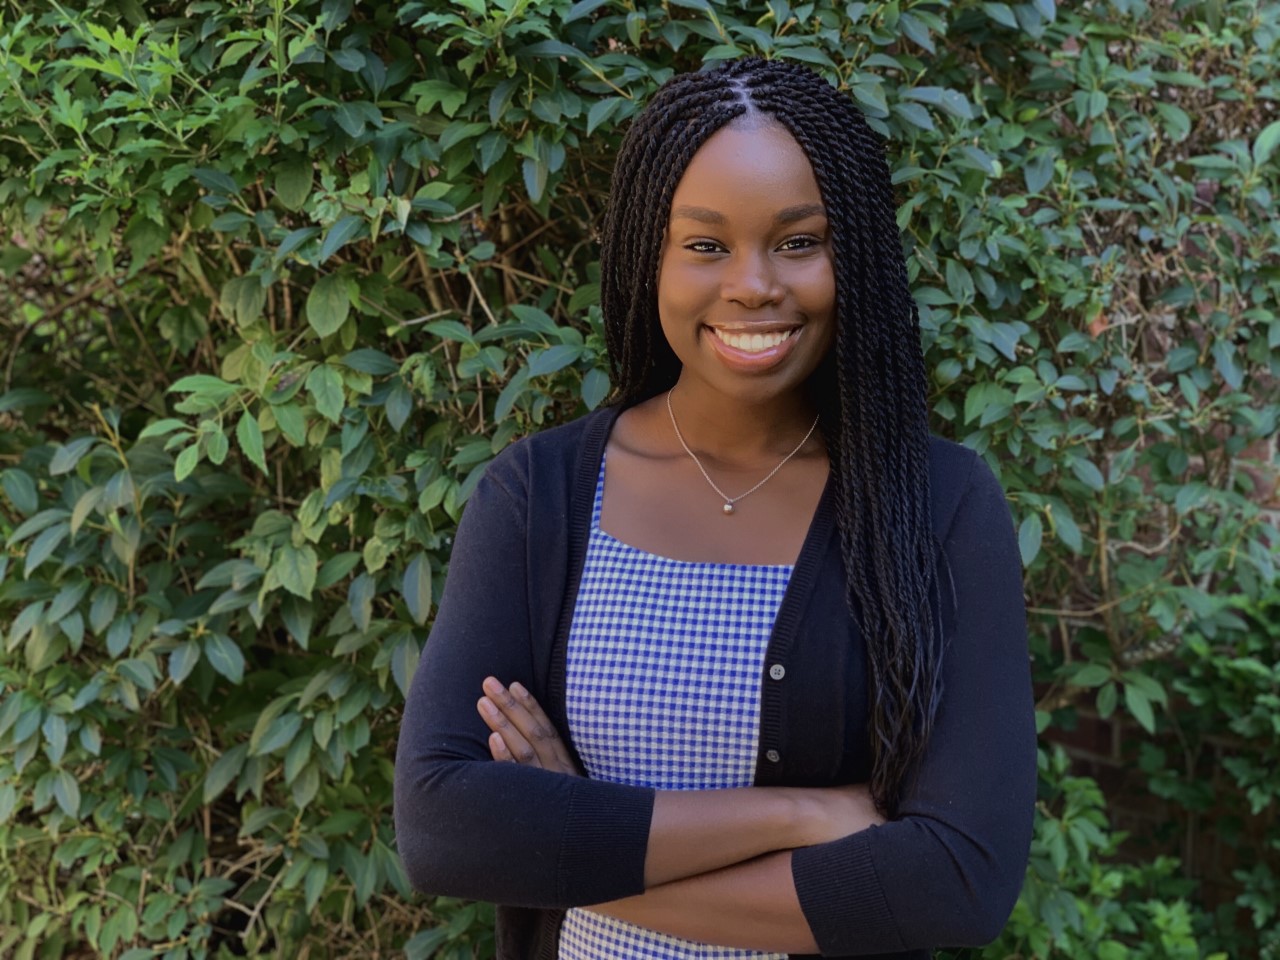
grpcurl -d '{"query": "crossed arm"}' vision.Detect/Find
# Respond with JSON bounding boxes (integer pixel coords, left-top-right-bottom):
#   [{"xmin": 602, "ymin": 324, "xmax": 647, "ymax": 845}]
[
  {"xmin": 476, "ymin": 676, "xmax": 883, "ymax": 953},
  {"xmin": 394, "ymin": 449, "xmax": 1036, "ymax": 955}
]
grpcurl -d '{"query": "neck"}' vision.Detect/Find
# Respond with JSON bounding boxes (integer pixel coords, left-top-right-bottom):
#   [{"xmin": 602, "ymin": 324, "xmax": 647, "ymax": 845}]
[{"xmin": 665, "ymin": 375, "xmax": 821, "ymax": 467}]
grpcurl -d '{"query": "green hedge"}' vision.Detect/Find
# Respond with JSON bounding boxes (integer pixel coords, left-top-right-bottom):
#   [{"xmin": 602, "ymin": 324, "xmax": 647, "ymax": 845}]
[{"xmin": 1, "ymin": 0, "xmax": 1278, "ymax": 957}]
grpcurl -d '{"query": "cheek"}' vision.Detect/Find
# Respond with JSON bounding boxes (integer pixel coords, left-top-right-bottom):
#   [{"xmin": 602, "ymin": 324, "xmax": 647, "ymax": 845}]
[
  {"xmin": 791, "ymin": 257, "xmax": 836, "ymax": 312},
  {"xmin": 656, "ymin": 259, "xmax": 718, "ymax": 318}
]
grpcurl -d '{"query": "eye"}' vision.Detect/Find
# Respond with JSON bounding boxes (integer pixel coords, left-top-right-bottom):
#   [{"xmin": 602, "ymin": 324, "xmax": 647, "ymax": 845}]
[
  {"xmin": 778, "ymin": 235, "xmax": 822, "ymax": 252},
  {"xmin": 684, "ymin": 240, "xmax": 724, "ymax": 254}
]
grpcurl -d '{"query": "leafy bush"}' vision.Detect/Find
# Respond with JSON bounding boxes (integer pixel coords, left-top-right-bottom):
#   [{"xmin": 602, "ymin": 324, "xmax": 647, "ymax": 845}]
[{"xmin": 1, "ymin": 0, "xmax": 1277, "ymax": 957}]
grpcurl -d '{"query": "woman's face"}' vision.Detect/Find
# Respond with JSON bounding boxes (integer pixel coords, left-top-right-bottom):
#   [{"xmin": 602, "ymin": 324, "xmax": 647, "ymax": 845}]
[{"xmin": 657, "ymin": 119, "xmax": 836, "ymax": 407}]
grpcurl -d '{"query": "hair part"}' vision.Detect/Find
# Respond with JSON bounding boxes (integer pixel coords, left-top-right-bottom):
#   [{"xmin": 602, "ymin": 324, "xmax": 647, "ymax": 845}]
[{"xmin": 599, "ymin": 57, "xmax": 950, "ymax": 815}]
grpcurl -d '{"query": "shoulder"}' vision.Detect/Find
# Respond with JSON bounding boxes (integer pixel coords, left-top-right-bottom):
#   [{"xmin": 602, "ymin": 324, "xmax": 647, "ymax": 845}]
[
  {"xmin": 926, "ymin": 434, "xmax": 1009, "ymax": 539},
  {"xmin": 472, "ymin": 405, "xmax": 619, "ymax": 504}
]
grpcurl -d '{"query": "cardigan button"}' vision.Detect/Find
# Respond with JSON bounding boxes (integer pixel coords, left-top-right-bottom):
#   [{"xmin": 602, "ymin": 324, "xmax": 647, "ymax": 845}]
[
  {"xmin": 768, "ymin": 664, "xmax": 786, "ymax": 681},
  {"xmin": 765, "ymin": 749, "xmax": 781, "ymax": 763}
]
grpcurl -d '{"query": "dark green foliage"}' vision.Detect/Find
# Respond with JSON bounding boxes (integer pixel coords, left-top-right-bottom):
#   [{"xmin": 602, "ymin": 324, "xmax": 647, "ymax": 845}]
[{"xmin": 0, "ymin": 0, "xmax": 1277, "ymax": 957}]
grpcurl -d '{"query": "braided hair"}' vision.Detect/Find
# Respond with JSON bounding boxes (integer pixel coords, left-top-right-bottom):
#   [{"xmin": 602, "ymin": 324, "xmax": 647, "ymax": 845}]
[{"xmin": 599, "ymin": 57, "xmax": 947, "ymax": 816}]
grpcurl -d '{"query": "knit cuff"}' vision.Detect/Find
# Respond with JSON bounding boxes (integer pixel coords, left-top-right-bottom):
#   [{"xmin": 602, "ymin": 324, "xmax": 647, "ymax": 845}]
[
  {"xmin": 555, "ymin": 779, "xmax": 654, "ymax": 906},
  {"xmin": 791, "ymin": 828, "xmax": 904, "ymax": 956}
]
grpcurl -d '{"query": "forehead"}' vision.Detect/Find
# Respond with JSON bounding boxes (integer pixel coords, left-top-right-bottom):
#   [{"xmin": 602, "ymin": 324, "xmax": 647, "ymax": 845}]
[{"xmin": 669, "ymin": 120, "xmax": 824, "ymax": 219}]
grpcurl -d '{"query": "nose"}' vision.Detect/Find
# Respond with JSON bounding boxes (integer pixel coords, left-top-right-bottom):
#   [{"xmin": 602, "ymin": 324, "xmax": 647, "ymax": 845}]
[{"xmin": 720, "ymin": 249, "xmax": 783, "ymax": 309}]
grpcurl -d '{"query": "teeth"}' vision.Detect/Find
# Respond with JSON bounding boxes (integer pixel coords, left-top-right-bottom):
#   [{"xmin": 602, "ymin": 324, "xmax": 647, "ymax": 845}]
[{"xmin": 712, "ymin": 328, "xmax": 794, "ymax": 353}]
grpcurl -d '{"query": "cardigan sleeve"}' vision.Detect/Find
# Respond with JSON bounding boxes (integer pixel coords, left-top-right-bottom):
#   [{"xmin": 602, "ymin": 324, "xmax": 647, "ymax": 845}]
[
  {"xmin": 393, "ymin": 443, "xmax": 655, "ymax": 909},
  {"xmin": 790, "ymin": 453, "xmax": 1036, "ymax": 955}
]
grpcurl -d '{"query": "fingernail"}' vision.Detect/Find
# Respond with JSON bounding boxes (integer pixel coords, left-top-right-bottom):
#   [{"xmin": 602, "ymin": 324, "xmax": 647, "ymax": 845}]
[
  {"xmin": 511, "ymin": 682, "xmax": 528, "ymax": 698},
  {"xmin": 483, "ymin": 677, "xmax": 504, "ymax": 694},
  {"xmin": 480, "ymin": 697, "xmax": 498, "ymax": 716}
]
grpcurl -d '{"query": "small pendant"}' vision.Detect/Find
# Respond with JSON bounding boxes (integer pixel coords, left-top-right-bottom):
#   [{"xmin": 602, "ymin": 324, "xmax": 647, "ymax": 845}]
[{"xmin": 723, "ymin": 502, "xmax": 735, "ymax": 515}]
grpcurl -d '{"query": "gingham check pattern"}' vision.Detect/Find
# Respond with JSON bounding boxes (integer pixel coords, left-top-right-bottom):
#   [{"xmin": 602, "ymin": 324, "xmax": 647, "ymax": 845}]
[{"xmin": 561, "ymin": 452, "xmax": 791, "ymax": 960}]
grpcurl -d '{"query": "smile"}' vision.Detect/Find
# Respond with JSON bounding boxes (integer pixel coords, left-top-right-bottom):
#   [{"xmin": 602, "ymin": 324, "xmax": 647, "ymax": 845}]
[
  {"xmin": 708, "ymin": 327, "xmax": 798, "ymax": 354},
  {"xmin": 702, "ymin": 324, "xmax": 804, "ymax": 373}
]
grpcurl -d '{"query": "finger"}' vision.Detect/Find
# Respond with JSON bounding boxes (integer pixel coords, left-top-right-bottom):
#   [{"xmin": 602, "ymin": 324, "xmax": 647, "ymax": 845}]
[
  {"xmin": 489, "ymin": 731, "xmax": 515, "ymax": 762},
  {"xmin": 482, "ymin": 678, "xmax": 562, "ymax": 769},
  {"xmin": 509, "ymin": 681, "xmax": 577, "ymax": 772},
  {"xmin": 477, "ymin": 695, "xmax": 539, "ymax": 767}
]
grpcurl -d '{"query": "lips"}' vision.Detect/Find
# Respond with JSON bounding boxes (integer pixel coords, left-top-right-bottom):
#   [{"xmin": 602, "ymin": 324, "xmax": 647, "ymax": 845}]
[
  {"xmin": 703, "ymin": 324, "xmax": 803, "ymax": 372},
  {"xmin": 711, "ymin": 327, "xmax": 796, "ymax": 352}
]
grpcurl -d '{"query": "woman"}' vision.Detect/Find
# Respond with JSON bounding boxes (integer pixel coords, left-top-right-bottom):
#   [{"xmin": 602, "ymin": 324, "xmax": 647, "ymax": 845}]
[{"xmin": 394, "ymin": 56, "xmax": 1036, "ymax": 959}]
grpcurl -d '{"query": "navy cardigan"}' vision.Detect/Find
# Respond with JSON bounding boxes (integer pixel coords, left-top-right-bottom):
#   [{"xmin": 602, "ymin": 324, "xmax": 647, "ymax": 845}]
[{"xmin": 393, "ymin": 404, "xmax": 1036, "ymax": 958}]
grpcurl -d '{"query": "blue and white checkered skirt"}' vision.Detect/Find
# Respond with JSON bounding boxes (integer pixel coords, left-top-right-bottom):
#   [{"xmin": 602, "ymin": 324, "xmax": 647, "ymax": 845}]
[{"xmin": 561, "ymin": 451, "xmax": 792, "ymax": 960}]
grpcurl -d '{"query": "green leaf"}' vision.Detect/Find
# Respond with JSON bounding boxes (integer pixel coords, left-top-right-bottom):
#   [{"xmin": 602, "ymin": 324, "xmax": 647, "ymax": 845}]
[
  {"xmin": 307, "ymin": 365, "xmax": 345, "ymax": 423},
  {"xmin": 274, "ymin": 226, "xmax": 321, "ymax": 263},
  {"xmin": 318, "ymin": 215, "xmax": 366, "ymax": 264},
  {"xmin": 169, "ymin": 640, "xmax": 201, "ymax": 684},
  {"xmin": 220, "ymin": 275, "xmax": 267, "ymax": 328},
  {"xmin": 402, "ymin": 553, "xmax": 432, "ymax": 626},
  {"xmin": 1212, "ymin": 339, "xmax": 1244, "ymax": 390},
  {"xmin": 203, "ymin": 743, "xmax": 248, "ymax": 803},
  {"xmin": 236, "ymin": 411, "xmax": 268, "ymax": 475},
  {"xmin": 1018, "ymin": 513, "xmax": 1042, "ymax": 566},
  {"xmin": 587, "ymin": 96, "xmax": 624, "ymax": 136},
  {"xmin": 1072, "ymin": 663, "xmax": 1111, "ymax": 687},
  {"xmin": 174, "ymin": 444, "xmax": 200, "ymax": 482},
  {"xmin": 192, "ymin": 167, "xmax": 239, "ymax": 195},
  {"xmin": 1252, "ymin": 119, "xmax": 1280, "ymax": 168},
  {"xmin": 582, "ymin": 368, "xmax": 610, "ymax": 410},
  {"xmin": 90, "ymin": 589, "xmax": 118, "ymax": 635},
  {"xmin": 317, "ymin": 552, "xmax": 361, "ymax": 589},
  {"xmin": 106, "ymin": 617, "xmax": 132, "ymax": 658},
  {"xmin": 522, "ymin": 156, "xmax": 548, "ymax": 203},
  {"xmin": 1069, "ymin": 457, "xmax": 1105, "ymax": 491},
  {"xmin": 210, "ymin": 212, "xmax": 251, "ymax": 232},
  {"xmin": 348, "ymin": 573, "xmax": 375, "ymax": 632},
  {"xmin": 43, "ymin": 713, "xmax": 67, "ymax": 764},
  {"xmin": 273, "ymin": 402, "xmax": 307, "ymax": 446},
  {"xmin": 1023, "ymin": 150, "xmax": 1055, "ymax": 194},
  {"xmin": 0, "ymin": 783, "xmax": 17, "ymax": 824},
  {"xmin": 425, "ymin": 319, "xmax": 477, "ymax": 345},
  {"xmin": 206, "ymin": 428, "xmax": 230, "ymax": 465},
  {"xmin": 342, "ymin": 348, "xmax": 399, "ymax": 375},
  {"xmin": 525, "ymin": 39, "xmax": 587, "ymax": 59},
  {"xmin": 1050, "ymin": 502, "xmax": 1082, "ymax": 553},
  {"xmin": 528, "ymin": 344, "xmax": 582, "ymax": 377},
  {"xmin": 1, "ymin": 468, "xmax": 38, "ymax": 515},
  {"xmin": 385, "ymin": 380, "xmax": 413, "ymax": 432},
  {"xmin": 405, "ymin": 928, "xmax": 451, "ymax": 960},
  {"xmin": 25, "ymin": 522, "xmax": 69, "ymax": 576},
  {"xmin": 274, "ymin": 543, "xmax": 318, "ymax": 599},
  {"xmin": 7, "ymin": 507, "xmax": 68, "ymax": 545},
  {"xmin": 1125, "ymin": 684, "xmax": 1156, "ymax": 733},
  {"xmin": 280, "ymin": 595, "xmax": 313, "ymax": 649},
  {"xmin": 304, "ymin": 862, "xmax": 329, "ymax": 911},
  {"xmin": 982, "ymin": 2, "xmax": 1018, "ymax": 28},
  {"xmin": 275, "ymin": 159, "xmax": 313, "ymax": 211},
  {"xmin": 391, "ymin": 634, "xmax": 421, "ymax": 698},
  {"xmin": 169, "ymin": 374, "xmax": 238, "ymax": 398},
  {"xmin": 204, "ymin": 634, "xmax": 245, "ymax": 684},
  {"xmin": 252, "ymin": 712, "xmax": 303, "ymax": 756},
  {"xmin": 307, "ymin": 274, "xmax": 352, "ymax": 337},
  {"xmin": 53, "ymin": 769, "xmax": 80, "ymax": 818},
  {"xmin": 49, "ymin": 436, "xmax": 98, "ymax": 476}
]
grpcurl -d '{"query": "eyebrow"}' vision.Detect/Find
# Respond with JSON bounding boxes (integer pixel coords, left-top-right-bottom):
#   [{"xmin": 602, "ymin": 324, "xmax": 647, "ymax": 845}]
[{"xmin": 670, "ymin": 203, "xmax": 826, "ymax": 226}]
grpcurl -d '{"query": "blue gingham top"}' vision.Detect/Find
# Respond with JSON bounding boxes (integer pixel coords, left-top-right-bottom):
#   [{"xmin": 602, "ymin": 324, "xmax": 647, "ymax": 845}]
[{"xmin": 560, "ymin": 451, "xmax": 792, "ymax": 960}]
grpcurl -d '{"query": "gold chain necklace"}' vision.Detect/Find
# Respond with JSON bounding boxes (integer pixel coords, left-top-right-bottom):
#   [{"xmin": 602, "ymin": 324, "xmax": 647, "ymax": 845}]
[{"xmin": 666, "ymin": 389, "xmax": 819, "ymax": 516}]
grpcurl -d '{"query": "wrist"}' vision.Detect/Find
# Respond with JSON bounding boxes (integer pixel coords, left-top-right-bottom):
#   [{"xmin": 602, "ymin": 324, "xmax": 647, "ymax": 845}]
[{"xmin": 770, "ymin": 787, "xmax": 811, "ymax": 849}]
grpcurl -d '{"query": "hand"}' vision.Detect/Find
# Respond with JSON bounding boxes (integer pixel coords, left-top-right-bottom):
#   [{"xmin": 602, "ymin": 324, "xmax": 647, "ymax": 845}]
[
  {"xmin": 477, "ymin": 676, "xmax": 582, "ymax": 776},
  {"xmin": 788, "ymin": 782, "xmax": 886, "ymax": 847}
]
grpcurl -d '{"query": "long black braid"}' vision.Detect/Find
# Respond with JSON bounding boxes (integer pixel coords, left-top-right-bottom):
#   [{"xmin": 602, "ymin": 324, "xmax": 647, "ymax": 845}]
[{"xmin": 599, "ymin": 57, "xmax": 948, "ymax": 816}]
